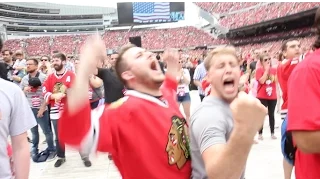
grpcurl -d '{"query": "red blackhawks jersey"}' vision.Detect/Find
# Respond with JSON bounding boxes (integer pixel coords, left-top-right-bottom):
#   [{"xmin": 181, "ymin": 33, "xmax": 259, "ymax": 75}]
[
  {"xmin": 59, "ymin": 76, "xmax": 191, "ymax": 178},
  {"xmin": 277, "ymin": 55, "xmax": 304, "ymax": 114},
  {"xmin": 42, "ymin": 70, "xmax": 75, "ymax": 120}
]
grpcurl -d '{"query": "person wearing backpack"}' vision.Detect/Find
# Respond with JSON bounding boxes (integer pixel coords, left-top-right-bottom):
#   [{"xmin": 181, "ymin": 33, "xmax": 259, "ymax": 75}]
[
  {"xmin": 287, "ymin": 8, "xmax": 320, "ymax": 179},
  {"xmin": 20, "ymin": 58, "xmax": 56, "ymax": 162},
  {"xmin": 277, "ymin": 38, "xmax": 303, "ymax": 179}
]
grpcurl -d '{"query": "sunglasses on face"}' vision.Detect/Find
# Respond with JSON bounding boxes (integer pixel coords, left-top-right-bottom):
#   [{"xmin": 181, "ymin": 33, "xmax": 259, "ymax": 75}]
[
  {"xmin": 41, "ymin": 59, "xmax": 48, "ymax": 61},
  {"xmin": 263, "ymin": 58, "xmax": 271, "ymax": 62}
]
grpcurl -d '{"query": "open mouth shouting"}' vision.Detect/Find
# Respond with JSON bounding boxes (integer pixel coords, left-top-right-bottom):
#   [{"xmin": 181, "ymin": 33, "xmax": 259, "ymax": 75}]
[{"xmin": 223, "ymin": 78, "xmax": 236, "ymax": 94}]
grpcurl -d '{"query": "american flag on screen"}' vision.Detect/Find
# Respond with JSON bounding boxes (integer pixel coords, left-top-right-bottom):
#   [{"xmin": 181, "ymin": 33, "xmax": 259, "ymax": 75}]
[{"xmin": 133, "ymin": 2, "xmax": 171, "ymax": 23}]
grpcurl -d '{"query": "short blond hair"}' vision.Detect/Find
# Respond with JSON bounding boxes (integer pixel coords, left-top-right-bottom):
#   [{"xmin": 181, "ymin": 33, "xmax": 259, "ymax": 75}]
[{"xmin": 204, "ymin": 46, "xmax": 238, "ymax": 71}]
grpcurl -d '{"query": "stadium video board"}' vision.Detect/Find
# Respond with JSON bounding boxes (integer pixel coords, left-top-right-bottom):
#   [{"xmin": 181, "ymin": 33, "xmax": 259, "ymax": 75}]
[{"xmin": 117, "ymin": 2, "xmax": 185, "ymax": 25}]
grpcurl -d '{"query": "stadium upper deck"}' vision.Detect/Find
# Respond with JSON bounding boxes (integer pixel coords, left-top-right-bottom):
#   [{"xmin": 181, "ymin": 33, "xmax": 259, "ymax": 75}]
[{"xmin": 0, "ymin": 2, "xmax": 118, "ymax": 34}]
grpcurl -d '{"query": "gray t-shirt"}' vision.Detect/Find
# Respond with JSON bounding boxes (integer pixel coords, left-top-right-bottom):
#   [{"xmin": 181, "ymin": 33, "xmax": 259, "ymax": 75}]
[
  {"xmin": 189, "ymin": 96, "xmax": 245, "ymax": 179},
  {"xmin": 20, "ymin": 72, "xmax": 47, "ymax": 109},
  {"xmin": 90, "ymin": 85, "xmax": 104, "ymax": 102},
  {"xmin": 0, "ymin": 79, "xmax": 37, "ymax": 179}
]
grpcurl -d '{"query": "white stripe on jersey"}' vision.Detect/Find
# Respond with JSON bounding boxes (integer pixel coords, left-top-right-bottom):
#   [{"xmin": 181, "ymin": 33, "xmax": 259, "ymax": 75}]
[{"xmin": 79, "ymin": 104, "xmax": 105, "ymax": 155}]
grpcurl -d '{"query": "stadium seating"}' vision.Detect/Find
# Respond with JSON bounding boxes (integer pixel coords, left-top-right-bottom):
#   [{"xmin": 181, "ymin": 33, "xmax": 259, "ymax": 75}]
[
  {"xmin": 200, "ymin": 2, "xmax": 320, "ymax": 29},
  {"xmin": 194, "ymin": 2, "xmax": 259, "ymax": 14},
  {"xmin": 2, "ymin": 2, "xmax": 318, "ymax": 60},
  {"xmin": 3, "ymin": 29, "xmax": 315, "ymax": 60}
]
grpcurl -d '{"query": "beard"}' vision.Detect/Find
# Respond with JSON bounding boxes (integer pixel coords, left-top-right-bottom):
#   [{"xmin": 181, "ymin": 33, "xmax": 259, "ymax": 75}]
[
  {"xmin": 54, "ymin": 63, "xmax": 63, "ymax": 71},
  {"xmin": 27, "ymin": 69, "xmax": 36, "ymax": 74},
  {"xmin": 3, "ymin": 57, "xmax": 11, "ymax": 63}
]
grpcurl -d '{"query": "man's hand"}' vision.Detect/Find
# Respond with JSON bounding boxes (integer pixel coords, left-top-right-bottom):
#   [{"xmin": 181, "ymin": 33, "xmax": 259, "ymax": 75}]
[
  {"xmin": 12, "ymin": 75, "xmax": 21, "ymax": 82},
  {"xmin": 79, "ymin": 34, "xmax": 107, "ymax": 77},
  {"xmin": 67, "ymin": 34, "xmax": 106, "ymax": 115},
  {"xmin": 23, "ymin": 86, "xmax": 31, "ymax": 93},
  {"xmin": 163, "ymin": 49, "xmax": 180, "ymax": 78},
  {"xmin": 230, "ymin": 92, "xmax": 267, "ymax": 136},
  {"xmin": 37, "ymin": 107, "xmax": 45, "ymax": 118},
  {"xmin": 51, "ymin": 93, "xmax": 66, "ymax": 103},
  {"xmin": 44, "ymin": 61, "xmax": 51, "ymax": 68}
]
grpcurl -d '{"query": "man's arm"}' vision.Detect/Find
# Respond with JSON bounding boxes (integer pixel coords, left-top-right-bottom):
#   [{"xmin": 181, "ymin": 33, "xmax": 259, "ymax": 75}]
[
  {"xmin": 11, "ymin": 132, "xmax": 30, "ymax": 179},
  {"xmin": 89, "ymin": 75, "xmax": 103, "ymax": 88},
  {"xmin": 288, "ymin": 65, "xmax": 320, "ymax": 153},
  {"xmin": 202, "ymin": 128, "xmax": 253, "ymax": 179},
  {"xmin": 12, "ymin": 75, "xmax": 22, "ymax": 83},
  {"xmin": 10, "ymin": 84, "xmax": 37, "ymax": 179},
  {"xmin": 193, "ymin": 65, "xmax": 204, "ymax": 88},
  {"xmin": 192, "ymin": 108, "xmax": 252, "ymax": 179},
  {"xmin": 20, "ymin": 76, "xmax": 29, "ymax": 92},
  {"xmin": 59, "ymin": 35, "xmax": 112, "ymax": 152},
  {"xmin": 42, "ymin": 76, "xmax": 52, "ymax": 103},
  {"xmin": 161, "ymin": 49, "xmax": 180, "ymax": 92}
]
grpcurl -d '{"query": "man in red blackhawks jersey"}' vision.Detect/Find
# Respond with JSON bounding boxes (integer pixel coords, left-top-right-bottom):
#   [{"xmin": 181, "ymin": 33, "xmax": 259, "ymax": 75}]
[
  {"xmin": 58, "ymin": 35, "xmax": 191, "ymax": 178},
  {"xmin": 42, "ymin": 52, "xmax": 76, "ymax": 168},
  {"xmin": 277, "ymin": 39, "xmax": 303, "ymax": 179}
]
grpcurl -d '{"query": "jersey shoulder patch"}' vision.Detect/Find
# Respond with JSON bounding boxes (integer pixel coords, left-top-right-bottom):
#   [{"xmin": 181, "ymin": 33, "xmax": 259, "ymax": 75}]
[{"xmin": 108, "ymin": 96, "xmax": 129, "ymax": 109}]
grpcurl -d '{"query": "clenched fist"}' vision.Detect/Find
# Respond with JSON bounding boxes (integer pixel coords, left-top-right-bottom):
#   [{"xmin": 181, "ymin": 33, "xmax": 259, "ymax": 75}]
[{"xmin": 230, "ymin": 92, "xmax": 267, "ymax": 135}]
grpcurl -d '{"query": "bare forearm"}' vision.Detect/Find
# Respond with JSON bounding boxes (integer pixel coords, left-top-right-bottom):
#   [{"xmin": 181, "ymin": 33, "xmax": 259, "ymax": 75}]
[
  {"xmin": 207, "ymin": 128, "xmax": 253, "ymax": 178},
  {"xmin": 47, "ymin": 67, "xmax": 53, "ymax": 75},
  {"xmin": 182, "ymin": 74, "xmax": 190, "ymax": 85},
  {"xmin": 89, "ymin": 76, "xmax": 103, "ymax": 88},
  {"xmin": 293, "ymin": 131, "xmax": 320, "ymax": 153},
  {"xmin": 12, "ymin": 76, "xmax": 21, "ymax": 82},
  {"xmin": 193, "ymin": 80, "xmax": 201, "ymax": 88},
  {"xmin": 67, "ymin": 73, "xmax": 90, "ymax": 114},
  {"xmin": 259, "ymin": 72, "xmax": 268, "ymax": 84},
  {"xmin": 15, "ymin": 66, "xmax": 24, "ymax": 71},
  {"xmin": 40, "ymin": 101, "xmax": 47, "ymax": 110},
  {"xmin": 11, "ymin": 134, "xmax": 30, "ymax": 179}
]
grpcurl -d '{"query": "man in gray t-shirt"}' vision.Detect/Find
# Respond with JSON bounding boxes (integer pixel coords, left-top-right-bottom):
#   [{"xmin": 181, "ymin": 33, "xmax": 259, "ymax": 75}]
[
  {"xmin": 189, "ymin": 46, "xmax": 267, "ymax": 179},
  {"xmin": 0, "ymin": 78, "xmax": 37, "ymax": 178},
  {"xmin": 190, "ymin": 96, "xmax": 244, "ymax": 178}
]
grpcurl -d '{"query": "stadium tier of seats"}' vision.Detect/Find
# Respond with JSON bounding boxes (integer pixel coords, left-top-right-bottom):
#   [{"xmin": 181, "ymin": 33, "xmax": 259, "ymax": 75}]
[
  {"xmin": 198, "ymin": 2, "xmax": 320, "ymax": 29},
  {"xmin": 3, "ymin": 2, "xmax": 319, "ymax": 58}
]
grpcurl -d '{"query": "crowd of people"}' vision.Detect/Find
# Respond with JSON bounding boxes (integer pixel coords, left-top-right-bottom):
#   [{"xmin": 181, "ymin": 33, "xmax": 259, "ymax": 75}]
[
  {"xmin": 2, "ymin": 29, "xmax": 317, "ymax": 67},
  {"xmin": 195, "ymin": 2, "xmax": 319, "ymax": 29},
  {"xmin": 0, "ymin": 3, "xmax": 320, "ymax": 180}
]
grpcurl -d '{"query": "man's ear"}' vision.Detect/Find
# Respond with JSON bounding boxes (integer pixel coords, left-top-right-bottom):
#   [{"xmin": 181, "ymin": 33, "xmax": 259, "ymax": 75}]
[{"xmin": 121, "ymin": 71, "xmax": 134, "ymax": 82}]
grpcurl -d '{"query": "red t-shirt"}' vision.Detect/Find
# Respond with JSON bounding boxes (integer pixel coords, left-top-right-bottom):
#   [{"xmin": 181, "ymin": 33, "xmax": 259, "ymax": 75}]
[
  {"xmin": 287, "ymin": 49, "xmax": 320, "ymax": 179},
  {"xmin": 277, "ymin": 56, "xmax": 303, "ymax": 111},
  {"xmin": 255, "ymin": 67, "xmax": 277, "ymax": 100},
  {"xmin": 59, "ymin": 75, "xmax": 191, "ymax": 178}
]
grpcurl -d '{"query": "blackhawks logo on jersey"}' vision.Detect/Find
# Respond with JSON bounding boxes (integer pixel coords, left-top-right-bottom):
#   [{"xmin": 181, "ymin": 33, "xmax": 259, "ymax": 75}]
[
  {"xmin": 165, "ymin": 116, "xmax": 191, "ymax": 169},
  {"xmin": 108, "ymin": 96, "xmax": 129, "ymax": 109}
]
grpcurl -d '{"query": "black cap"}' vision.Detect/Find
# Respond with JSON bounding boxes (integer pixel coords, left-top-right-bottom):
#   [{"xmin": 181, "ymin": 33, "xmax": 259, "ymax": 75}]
[{"xmin": 28, "ymin": 77, "xmax": 42, "ymax": 88}]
